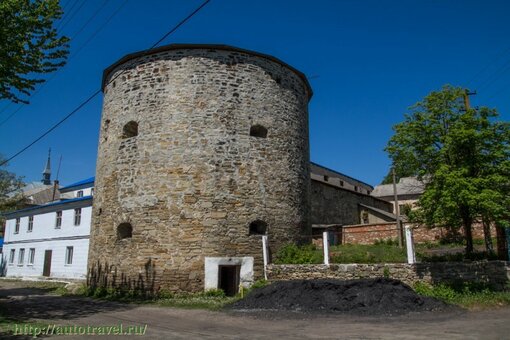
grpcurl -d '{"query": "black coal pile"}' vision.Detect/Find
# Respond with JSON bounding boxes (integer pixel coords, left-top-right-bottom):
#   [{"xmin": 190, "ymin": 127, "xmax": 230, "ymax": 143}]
[{"xmin": 230, "ymin": 278, "xmax": 449, "ymax": 315}]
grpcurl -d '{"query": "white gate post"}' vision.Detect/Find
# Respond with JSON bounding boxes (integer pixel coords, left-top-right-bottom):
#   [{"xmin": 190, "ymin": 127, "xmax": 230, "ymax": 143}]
[
  {"xmin": 262, "ymin": 235, "xmax": 269, "ymax": 280},
  {"xmin": 405, "ymin": 225, "xmax": 416, "ymax": 264},
  {"xmin": 323, "ymin": 231, "xmax": 330, "ymax": 265}
]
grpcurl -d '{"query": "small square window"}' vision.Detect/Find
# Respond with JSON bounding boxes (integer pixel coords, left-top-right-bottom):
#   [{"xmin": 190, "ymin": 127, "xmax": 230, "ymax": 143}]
[{"xmin": 77, "ymin": 190, "xmax": 84, "ymax": 198}]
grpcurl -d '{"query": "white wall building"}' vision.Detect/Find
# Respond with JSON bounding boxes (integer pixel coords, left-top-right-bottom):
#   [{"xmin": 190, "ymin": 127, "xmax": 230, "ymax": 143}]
[{"xmin": 2, "ymin": 177, "xmax": 94, "ymax": 280}]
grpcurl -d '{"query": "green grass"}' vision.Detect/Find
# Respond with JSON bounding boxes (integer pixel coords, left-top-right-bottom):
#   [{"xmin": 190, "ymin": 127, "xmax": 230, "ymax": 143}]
[
  {"xmin": 330, "ymin": 243, "xmax": 407, "ymax": 263},
  {"xmin": 414, "ymin": 281, "xmax": 510, "ymax": 309}
]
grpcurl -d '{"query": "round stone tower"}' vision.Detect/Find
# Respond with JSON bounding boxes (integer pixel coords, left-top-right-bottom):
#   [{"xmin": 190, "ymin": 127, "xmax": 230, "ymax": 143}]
[{"xmin": 88, "ymin": 44, "xmax": 312, "ymax": 294}]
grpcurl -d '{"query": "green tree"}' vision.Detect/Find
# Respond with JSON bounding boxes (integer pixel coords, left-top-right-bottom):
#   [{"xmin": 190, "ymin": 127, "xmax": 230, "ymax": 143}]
[
  {"xmin": 386, "ymin": 85, "xmax": 510, "ymax": 254},
  {"xmin": 0, "ymin": 0, "xmax": 69, "ymax": 104},
  {"xmin": 0, "ymin": 156, "xmax": 25, "ymax": 236}
]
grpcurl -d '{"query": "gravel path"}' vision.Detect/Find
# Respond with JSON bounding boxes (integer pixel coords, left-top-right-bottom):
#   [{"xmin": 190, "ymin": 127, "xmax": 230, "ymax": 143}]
[{"xmin": 1, "ymin": 279, "xmax": 510, "ymax": 339}]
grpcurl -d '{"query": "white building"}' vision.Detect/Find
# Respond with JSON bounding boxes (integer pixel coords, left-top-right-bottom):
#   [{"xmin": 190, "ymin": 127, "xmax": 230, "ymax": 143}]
[{"xmin": 2, "ymin": 177, "xmax": 94, "ymax": 280}]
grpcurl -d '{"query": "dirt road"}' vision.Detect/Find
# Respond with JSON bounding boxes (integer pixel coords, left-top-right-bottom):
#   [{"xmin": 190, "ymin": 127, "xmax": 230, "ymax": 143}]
[{"xmin": 1, "ymin": 280, "xmax": 509, "ymax": 339}]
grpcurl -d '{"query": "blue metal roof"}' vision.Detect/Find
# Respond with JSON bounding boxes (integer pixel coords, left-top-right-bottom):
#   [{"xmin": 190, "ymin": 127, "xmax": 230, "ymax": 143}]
[
  {"xmin": 3, "ymin": 196, "xmax": 93, "ymax": 217},
  {"xmin": 59, "ymin": 177, "xmax": 95, "ymax": 191}
]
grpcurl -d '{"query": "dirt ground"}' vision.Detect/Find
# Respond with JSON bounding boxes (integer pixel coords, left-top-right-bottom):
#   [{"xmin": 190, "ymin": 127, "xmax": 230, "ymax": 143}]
[{"xmin": 1, "ymin": 280, "xmax": 510, "ymax": 339}]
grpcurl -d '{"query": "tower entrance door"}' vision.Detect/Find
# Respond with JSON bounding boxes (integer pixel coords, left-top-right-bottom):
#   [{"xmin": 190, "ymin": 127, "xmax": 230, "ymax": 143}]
[{"xmin": 218, "ymin": 265, "xmax": 240, "ymax": 296}]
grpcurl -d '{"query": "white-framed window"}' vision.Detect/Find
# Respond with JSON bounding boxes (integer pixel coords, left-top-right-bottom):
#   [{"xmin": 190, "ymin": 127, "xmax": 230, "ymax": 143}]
[
  {"xmin": 28, "ymin": 248, "xmax": 35, "ymax": 265},
  {"xmin": 18, "ymin": 248, "xmax": 25, "ymax": 266},
  {"xmin": 55, "ymin": 211, "xmax": 62, "ymax": 229},
  {"xmin": 65, "ymin": 246, "xmax": 74, "ymax": 265},
  {"xmin": 74, "ymin": 208, "xmax": 81, "ymax": 226},
  {"xmin": 9, "ymin": 249, "xmax": 15, "ymax": 265},
  {"xmin": 14, "ymin": 218, "xmax": 20, "ymax": 234},
  {"xmin": 91, "ymin": 188, "xmax": 94, "ymax": 196},
  {"xmin": 77, "ymin": 190, "xmax": 84, "ymax": 198},
  {"xmin": 28, "ymin": 216, "xmax": 34, "ymax": 232}
]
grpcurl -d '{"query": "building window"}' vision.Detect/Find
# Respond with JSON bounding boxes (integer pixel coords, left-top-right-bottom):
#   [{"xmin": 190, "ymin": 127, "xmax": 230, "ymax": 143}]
[
  {"xmin": 65, "ymin": 246, "xmax": 73, "ymax": 265},
  {"xmin": 249, "ymin": 125, "xmax": 268, "ymax": 138},
  {"xmin": 14, "ymin": 218, "xmax": 20, "ymax": 234},
  {"xmin": 18, "ymin": 248, "xmax": 25, "ymax": 266},
  {"xmin": 77, "ymin": 190, "xmax": 84, "ymax": 198},
  {"xmin": 117, "ymin": 223, "xmax": 133, "ymax": 240},
  {"xmin": 323, "ymin": 175, "xmax": 329, "ymax": 182},
  {"xmin": 74, "ymin": 208, "xmax": 81, "ymax": 226},
  {"xmin": 340, "ymin": 180, "xmax": 344, "ymax": 187},
  {"xmin": 55, "ymin": 211, "xmax": 62, "ymax": 229},
  {"xmin": 91, "ymin": 188, "xmax": 94, "ymax": 196},
  {"xmin": 28, "ymin": 248, "xmax": 35, "ymax": 265},
  {"xmin": 9, "ymin": 249, "xmax": 15, "ymax": 265},
  {"xmin": 354, "ymin": 186, "xmax": 358, "ymax": 192},
  {"xmin": 122, "ymin": 121, "xmax": 138, "ymax": 138},
  {"xmin": 249, "ymin": 220, "xmax": 268, "ymax": 235},
  {"xmin": 28, "ymin": 216, "xmax": 34, "ymax": 232}
]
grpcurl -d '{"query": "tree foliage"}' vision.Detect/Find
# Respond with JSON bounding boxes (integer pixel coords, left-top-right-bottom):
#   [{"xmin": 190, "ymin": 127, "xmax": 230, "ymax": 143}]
[
  {"xmin": 0, "ymin": 0, "xmax": 69, "ymax": 104},
  {"xmin": 386, "ymin": 85, "xmax": 510, "ymax": 253},
  {"xmin": 0, "ymin": 156, "xmax": 25, "ymax": 234}
]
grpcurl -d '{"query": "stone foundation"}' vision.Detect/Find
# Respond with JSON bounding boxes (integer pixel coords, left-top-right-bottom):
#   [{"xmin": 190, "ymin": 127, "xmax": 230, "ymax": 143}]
[{"xmin": 267, "ymin": 261, "xmax": 510, "ymax": 290}]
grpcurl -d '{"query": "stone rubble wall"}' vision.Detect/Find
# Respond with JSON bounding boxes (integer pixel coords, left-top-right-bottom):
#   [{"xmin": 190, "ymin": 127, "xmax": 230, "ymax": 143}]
[
  {"xmin": 267, "ymin": 261, "xmax": 510, "ymax": 290},
  {"xmin": 89, "ymin": 46, "xmax": 311, "ymax": 293}
]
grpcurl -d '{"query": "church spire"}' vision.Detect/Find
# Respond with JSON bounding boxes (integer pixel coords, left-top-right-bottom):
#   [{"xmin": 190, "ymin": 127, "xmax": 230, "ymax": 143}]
[{"xmin": 42, "ymin": 148, "xmax": 51, "ymax": 185}]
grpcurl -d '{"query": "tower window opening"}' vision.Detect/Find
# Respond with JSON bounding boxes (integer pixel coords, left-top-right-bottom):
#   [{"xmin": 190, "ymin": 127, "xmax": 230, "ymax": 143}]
[
  {"xmin": 249, "ymin": 220, "xmax": 267, "ymax": 235},
  {"xmin": 117, "ymin": 223, "xmax": 133, "ymax": 240},
  {"xmin": 122, "ymin": 121, "xmax": 138, "ymax": 139},
  {"xmin": 250, "ymin": 125, "xmax": 268, "ymax": 138}
]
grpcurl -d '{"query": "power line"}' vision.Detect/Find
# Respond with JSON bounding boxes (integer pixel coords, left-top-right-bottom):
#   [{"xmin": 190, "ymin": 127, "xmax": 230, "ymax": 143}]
[
  {"xmin": 0, "ymin": 0, "xmax": 128, "ymax": 128},
  {"xmin": 56, "ymin": 0, "xmax": 88, "ymax": 33},
  {"xmin": 0, "ymin": 0, "xmax": 212, "ymax": 167},
  {"xmin": 466, "ymin": 45, "xmax": 510, "ymax": 88},
  {"xmin": 69, "ymin": 0, "xmax": 109, "ymax": 40}
]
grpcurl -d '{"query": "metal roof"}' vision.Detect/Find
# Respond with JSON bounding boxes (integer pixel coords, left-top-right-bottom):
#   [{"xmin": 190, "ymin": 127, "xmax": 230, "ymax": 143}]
[
  {"xmin": 371, "ymin": 177, "xmax": 425, "ymax": 198},
  {"xmin": 59, "ymin": 177, "xmax": 95, "ymax": 192},
  {"xmin": 3, "ymin": 196, "xmax": 93, "ymax": 217}
]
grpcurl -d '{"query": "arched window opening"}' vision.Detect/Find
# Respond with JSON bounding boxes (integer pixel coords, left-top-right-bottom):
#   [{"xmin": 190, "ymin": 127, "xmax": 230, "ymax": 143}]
[
  {"xmin": 250, "ymin": 125, "xmax": 268, "ymax": 138},
  {"xmin": 249, "ymin": 220, "xmax": 267, "ymax": 235},
  {"xmin": 117, "ymin": 223, "xmax": 133, "ymax": 240},
  {"xmin": 122, "ymin": 121, "xmax": 138, "ymax": 139}
]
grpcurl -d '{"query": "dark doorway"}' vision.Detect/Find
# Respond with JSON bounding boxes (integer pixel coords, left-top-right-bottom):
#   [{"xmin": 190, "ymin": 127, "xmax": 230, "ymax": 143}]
[
  {"xmin": 43, "ymin": 250, "xmax": 52, "ymax": 277},
  {"xmin": 218, "ymin": 265, "xmax": 240, "ymax": 296}
]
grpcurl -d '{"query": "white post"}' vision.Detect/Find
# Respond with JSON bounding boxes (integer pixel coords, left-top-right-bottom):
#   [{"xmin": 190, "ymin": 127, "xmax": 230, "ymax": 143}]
[
  {"xmin": 262, "ymin": 235, "xmax": 268, "ymax": 280},
  {"xmin": 405, "ymin": 225, "xmax": 416, "ymax": 264},
  {"xmin": 323, "ymin": 231, "xmax": 330, "ymax": 265}
]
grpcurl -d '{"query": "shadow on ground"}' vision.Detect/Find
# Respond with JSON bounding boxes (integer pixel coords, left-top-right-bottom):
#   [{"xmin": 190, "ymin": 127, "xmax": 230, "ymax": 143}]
[{"xmin": 0, "ymin": 281, "xmax": 134, "ymax": 339}]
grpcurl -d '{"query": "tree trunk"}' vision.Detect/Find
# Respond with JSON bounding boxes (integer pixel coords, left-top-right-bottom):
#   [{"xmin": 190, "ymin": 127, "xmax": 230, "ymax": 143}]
[
  {"xmin": 495, "ymin": 223, "xmax": 508, "ymax": 261},
  {"xmin": 461, "ymin": 206, "xmax": 474, "ymax": 254},
  {"xmin": 482, "ymin": 217, "xmax": 494, "ymax": 254}
]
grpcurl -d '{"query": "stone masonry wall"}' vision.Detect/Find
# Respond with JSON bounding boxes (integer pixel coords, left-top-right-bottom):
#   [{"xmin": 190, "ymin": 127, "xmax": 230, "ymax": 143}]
[
  {"xmin": 311, "ymin": 180, "xmax": 393, "ymax": 226},
  {"xmin": 88, "ymin": 45, "xmax": 312, "ymax": 293},
  {"xmin": 267, "ymin": 261, "xmax": 510, "ymax": 290}
]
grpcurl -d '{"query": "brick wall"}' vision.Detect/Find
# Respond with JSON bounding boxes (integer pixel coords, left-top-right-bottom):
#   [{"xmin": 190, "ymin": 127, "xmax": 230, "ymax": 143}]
[
  {"xmin": 341, "ymin": 222, "xmax": 496, "ymax": 245},
  {"xmin": 267, "ymin": 261, "xmax": 510, "ymax": 290}
]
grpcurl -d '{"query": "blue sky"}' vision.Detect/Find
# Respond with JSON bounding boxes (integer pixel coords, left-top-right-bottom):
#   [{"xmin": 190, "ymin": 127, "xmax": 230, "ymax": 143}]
[{"xmin": 1, "ymin": 0, "xmax": 510, "ymax": 187}]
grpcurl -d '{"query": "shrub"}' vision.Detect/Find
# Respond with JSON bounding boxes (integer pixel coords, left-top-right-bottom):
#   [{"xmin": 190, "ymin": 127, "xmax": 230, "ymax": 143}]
[{"xmin": 274, "ymin": 244, "xmax": 323, "ymax": 264}]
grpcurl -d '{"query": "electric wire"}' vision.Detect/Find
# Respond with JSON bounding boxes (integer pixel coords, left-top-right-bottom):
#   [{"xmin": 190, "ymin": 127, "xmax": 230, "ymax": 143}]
[
  {"xmin": 0, "ymin": 0, "xmax": 128, "ymax": 128},
  {"xmin": 0, "ymin": 0, "xmax": 212, "ymax": 166}
]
